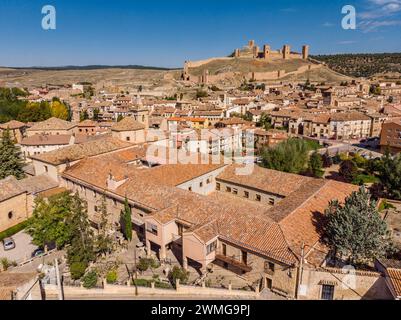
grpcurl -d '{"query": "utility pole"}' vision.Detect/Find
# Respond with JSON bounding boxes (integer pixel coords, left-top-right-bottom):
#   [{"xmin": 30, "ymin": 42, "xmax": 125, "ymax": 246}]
[
  {"xmin": 133, "ymin": 244, "xmax": 138, "ymax": 296},
  {"xmin": 54, "ymin": 258, "xmax": 64, "ymax": 300},
  {"xmin": 296, "ymin": 242, "xmax": 305, "ymax": 300}
]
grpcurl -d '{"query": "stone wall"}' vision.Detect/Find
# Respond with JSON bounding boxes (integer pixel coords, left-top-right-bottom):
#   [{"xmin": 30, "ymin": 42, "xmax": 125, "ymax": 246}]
[{"xmin": 299, "ymin": 266, "xmax": 392, "ymax": 300}]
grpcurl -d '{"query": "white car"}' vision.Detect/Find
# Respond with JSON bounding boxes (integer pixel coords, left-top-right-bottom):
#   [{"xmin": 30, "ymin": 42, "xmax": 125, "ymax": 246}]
[{"xmin": 2, "ymin": 237, "xmax": 16, "ymax": 251}]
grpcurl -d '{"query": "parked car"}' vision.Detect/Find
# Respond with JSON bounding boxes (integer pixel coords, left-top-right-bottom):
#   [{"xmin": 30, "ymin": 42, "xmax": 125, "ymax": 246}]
[
  {"xmin": 31, "ymin": 248, "xmax": 45, "ymax": 258},
  {"xmin": 2, "ymin": 237, "xmax": 16, "ymax": 251}
]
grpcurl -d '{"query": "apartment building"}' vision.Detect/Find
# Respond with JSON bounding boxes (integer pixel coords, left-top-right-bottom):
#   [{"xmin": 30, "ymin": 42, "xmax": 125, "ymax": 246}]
[{"xmin": 380, "ymin": 118, "xmax": 401, "ymax": 153}]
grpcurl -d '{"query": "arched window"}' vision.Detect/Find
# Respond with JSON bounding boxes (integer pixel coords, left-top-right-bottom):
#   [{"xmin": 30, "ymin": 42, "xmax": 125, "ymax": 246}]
[{"xmin": 8, "ymin": 211, "xmax": 13, "ymax": 219}]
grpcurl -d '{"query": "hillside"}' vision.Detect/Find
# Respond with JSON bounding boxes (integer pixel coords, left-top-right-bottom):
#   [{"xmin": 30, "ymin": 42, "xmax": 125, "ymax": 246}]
[
  {"xmin": 0, "ymin": 67, "xmax": 181, "ymax": 91},
  {"xmin": 311, "ymin": 53, "xmax": 401, "ymax": 79},
  {"xmin": 188, "ymin": 57, "xmax": 351, "ymax": 84}
]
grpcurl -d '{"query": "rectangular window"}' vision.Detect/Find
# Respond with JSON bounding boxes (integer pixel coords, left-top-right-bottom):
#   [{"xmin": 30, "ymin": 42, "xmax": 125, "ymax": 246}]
[
  {"xmin": 255, "ymin": 194, "xmax": 261, "ymax": 202},
  {"xmin": 226, "ymin": 186, "xmax": 232, "ymax": 193},
  {"xmin": 44, "ymin": 165, "xmax": 48, "ymax": 173},
  {"xmin": 269, "ymin": 198, "xmax": 275, "ymax": 205},
  {"xmin": 216, "ymin": 183, "xmax": 221, "ymax": 191},
  {"xmin": 232, "ymin": 188, "xmax": 238, "ymax": 195},
  {"xmin": 321, "ymin": 285, "xmax": 335, "ymax": 300},
  {"xmin": 244, "ymin": 191, "xmax": 249, "ymax": 198},
  {"xmin": 199, "ymin": 182, "xmax": 203, "ymax": 188},
  {"xmin": 264, "ymin": 261, "xmax": 275, "ymax": 273},
  {"xmin": 206, "ymin": 241, "xmax": 217, "ymax": 254},
  {"xmin": 146, "ymin": 223, "xmax": 158, "ymax": 236}
]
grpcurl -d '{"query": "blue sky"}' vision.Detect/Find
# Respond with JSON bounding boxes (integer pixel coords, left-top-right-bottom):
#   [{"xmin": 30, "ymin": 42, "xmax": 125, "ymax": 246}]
[{"xmin": 0, "ymin": 0, "xmax": 400, "ymax": 67}]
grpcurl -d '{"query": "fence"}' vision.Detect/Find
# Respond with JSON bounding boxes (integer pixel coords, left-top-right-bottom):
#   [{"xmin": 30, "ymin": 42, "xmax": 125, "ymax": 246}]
[{"xmin": 42, "ymin": 278, "xmax": 260, "ymax": 299}]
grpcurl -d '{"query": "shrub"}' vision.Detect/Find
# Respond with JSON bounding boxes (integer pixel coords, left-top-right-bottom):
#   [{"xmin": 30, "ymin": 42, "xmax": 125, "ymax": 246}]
[
  {"xmin": 1, "ymin": 258, "xmax": 11, "ymax": 271},
  {"xmin": 137, "ymin": 258, "xmax": 150, "ymax": 272},
  {"xmin": 352, "ymin": 174, "xmax": 379, "ymax": 186},
  {"xmin": 70, "ymin": 261, "xmax": 88, "ymax": 280},
  {"xmin": 82, "ymin": 271, "xmax": 98, "ymax": 289},
  {"xmin": 168, "ymin": 266, "xmax": 189, "ymax": 286},
  {"xmin": 133, "ymin": 278, "xmax": 151, "ymax": 287},
  {"xmin": 106, "ymin": 270, "xmax": 118, "ymax": 284},
  {"xmin": 137, "ymin": 258, "xmax": 159, "ymax": 272},
  {"xmin": 149, "ymin": 258, "xmax": 160, "ymax": 269},
  {"xmin": 0, "ymin": 220, "xmax": 30, "ymax": 242}
]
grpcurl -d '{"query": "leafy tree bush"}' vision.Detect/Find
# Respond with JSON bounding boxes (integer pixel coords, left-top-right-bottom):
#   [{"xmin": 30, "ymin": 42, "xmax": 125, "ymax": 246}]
[
  {"xmin": 137, "ymin": 258, "xmax": 150, "ymax": 272},
  {"xmin": 70, "ymin": 262, "xmax": 88, "ymax": 280},
  {"xmin": 322, "ymin": 151, "xmax": 333, "ymax": 168},
  {"xmin": 0, "ymin": 220, "xmax": 30, "ymax": 242},
  {"xmin": 196, "ymin": 90, "xmax": 208, "ymax": 99},
  {"xmin": 168, "ymin": 266, "xmax": 189, "ymax": 286},
  {"xmin": 325, "ymin": 187, "xmax": 393, "ymax": 264},
  {"xmin": 307, "ymin": 151, "xmax": 324, "ymax": 178},
  {"xmin": 106, "ymin": 270, "xmax": 118, "ymax": 284},
  {"xmin": 261, "ymin": 138, "xmax": 311, "ymax": 174},
  {"xmin": 339, "ymin": 160, "xmax": 358, "ymax": 182},
  {"xmin": 1, "ymin": 258, "xmax": 11, "ymax": 271},
  {"xmin": 378, "ymin": 153, "xmax": 401, "ymax": 200},
  {"xmin": 352, "ymin": 174, "xmax": 379, "ymax": 186},
  {"xmin": 82, "ymin": 270, "xmax": 98, "ymax": 288}
]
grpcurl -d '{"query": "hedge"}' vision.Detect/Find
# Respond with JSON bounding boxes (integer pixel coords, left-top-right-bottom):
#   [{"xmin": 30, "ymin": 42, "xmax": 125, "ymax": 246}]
[
  {"xmin": 0, "ymin": 220, "xmax": 30, "ymax": 242},
  {"xmin": 133, "ymin": 278, "xmax": 173, "ymax": 289}
]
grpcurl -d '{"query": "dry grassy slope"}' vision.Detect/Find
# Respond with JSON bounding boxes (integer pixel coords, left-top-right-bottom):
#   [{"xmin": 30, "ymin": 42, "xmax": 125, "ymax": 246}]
[
  {"xmin": 188, "ymin": 57, "xmax": 351, "ymax": 83},
  {"xmin": 0, "ymin": 68, "xmax": 180, "ymax": 89}
]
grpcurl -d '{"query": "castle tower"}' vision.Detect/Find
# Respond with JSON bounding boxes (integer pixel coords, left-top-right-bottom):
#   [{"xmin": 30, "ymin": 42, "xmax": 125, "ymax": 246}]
[
  {"xmin": 202, "ymin": 69, "xmax": 209, "ymax": 85},
  {"xmin": 302, "ymin": 45, "xmax": 309, "ymax": 60},
  {"xmin": 263, "ymin": 45, "xmax": 271, "ymax": 60},
  {"xmin": 253, "ymin": 45, "xmax": 259, "ymax": 58},
  {"xmin": 183, "ymin": 61, "xmax": 189, "ymax": 80},
  {"xmin": 234, "ymin": 48, "xmax": 240, "ymax": 58},
  {"xmin": 248, "ymin": 40, "xmax": 255, "ymax": 48},
  {"xmin": 282, "ymin": 45, "xmax": 291, "ymax": 59}
]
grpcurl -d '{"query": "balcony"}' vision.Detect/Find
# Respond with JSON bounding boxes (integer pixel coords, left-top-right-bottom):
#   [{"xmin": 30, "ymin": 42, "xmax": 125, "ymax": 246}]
[{"xmin": 215, "ymin": 254, "xmax": 252, "ymax": 273}]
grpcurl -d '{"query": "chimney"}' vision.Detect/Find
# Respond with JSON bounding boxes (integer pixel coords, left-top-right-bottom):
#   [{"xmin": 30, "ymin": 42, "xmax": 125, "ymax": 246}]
[
  {"xmin": 69, "ymin": 134, "xmax": 76, "ymax": 145},
  {"xmin": 106, "ymin": 171, "xmax": 128, "ymax": 191}
]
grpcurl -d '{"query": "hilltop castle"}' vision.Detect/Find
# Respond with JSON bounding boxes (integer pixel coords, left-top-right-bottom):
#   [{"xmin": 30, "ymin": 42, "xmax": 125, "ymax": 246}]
[
  {"xmin": 182, "ymin": 40, "xmax": 313, "ymax": 84},
  {"xmin": 233, "ymin": 40, "xmax": 309, "ymax": 60}
]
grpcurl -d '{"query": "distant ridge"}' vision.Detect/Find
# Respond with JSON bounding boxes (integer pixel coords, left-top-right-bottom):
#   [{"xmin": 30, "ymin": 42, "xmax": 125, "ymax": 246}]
[{"xmin": 1, "ymin": 65, "xmax": 179, "ymax": 71}]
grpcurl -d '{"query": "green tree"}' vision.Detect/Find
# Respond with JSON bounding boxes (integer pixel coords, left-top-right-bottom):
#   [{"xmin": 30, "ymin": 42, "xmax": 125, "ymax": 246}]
[
  {"xmin": 117, "ymin": 115, "xmax": 124, "ymax": 122},
  {"xmin": 260, "ymin": 138, "xmax": 310, "ymax": 174},
  {"xmin": 308, "ymin": 151, "xmax": 324, "ymax": 178},
  {"xmin": 27, "ymin": 192, "xmax": 75, "ymax": 248},
  {"xmin": 50, "ymin": 100, "xmax": 69, "ymax": 120},
  {"xmin": 94, "ymin": 196, "xmax": 113, "ymax": 257},
  {"xmin": 322, "ymin": 150, "xmax": 333, "ymax": 168},
  {"xmin": 0, "ymin": 129, "xmax": 25, "ymax": 180},
  {"xmin": 82, "ymin": 270, "xmax": 98, "ymax": 288},
  {"xmin": 196, "ymin": 89, "xmax": 208, "ymax": 99},
  {"xmin": 168, "ymin": 266, "xmax": 189, "ymax": 286},
  {"xmin": 257, "ymin": 113, "xmax": 272, "ymax": 130},
  {"xmin": 66, "ymin": 193, "xmax": 95, "ymax": 278},
  {"xmin": 120, "ymin": 197, "xmax": 132, "ymax": 241},
  {"xmin": 325, "ymin": 187, "xmax": 393, "ymax": 264},
  {"xmin": 378, "ymin": 153, "xmax": 401, "ymax": 200},
  {"xmin": 80, "ymin": 110, "xmax": 89, "ymax": 122},
  {"xmin": 339, "ymin": 159, "xmax": 358, "ymax": 183},
  {"xmin": 92, "ymin": 108, "xmax": 100, "ymax": 121}
]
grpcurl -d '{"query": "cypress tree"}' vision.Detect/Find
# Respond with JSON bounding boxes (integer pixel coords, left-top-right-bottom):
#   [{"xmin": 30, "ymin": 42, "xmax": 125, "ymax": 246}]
[
  {"xmin": 120, "ymin": 197, "xmax": 132, "ymax": 241},
  {"xmin": 0, "ymin": 128, "xmax": 25, "ymax": 179}
]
